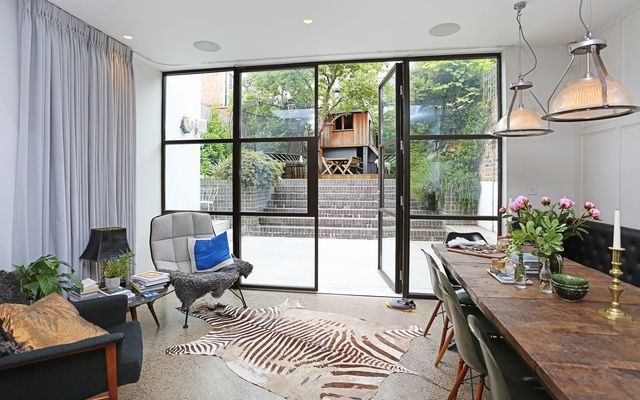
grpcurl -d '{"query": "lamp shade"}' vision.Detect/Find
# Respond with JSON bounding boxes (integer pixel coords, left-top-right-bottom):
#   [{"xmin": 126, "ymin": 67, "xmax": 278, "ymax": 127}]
[
  {"xmin": 80, "ymin": 227, "xmax": 130, "ymax": 263},
  {"xmin": 493, "ymin": 106, "xmax": 552, "ymax": 137},
  {"xmin": 545, "ymin": 75, "xmax": 638, "ymax": 121}
]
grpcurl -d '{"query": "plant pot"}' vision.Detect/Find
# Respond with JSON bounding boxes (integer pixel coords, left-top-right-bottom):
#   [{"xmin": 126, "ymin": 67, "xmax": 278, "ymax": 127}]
[{"xmin": 104, "ymin": 277, "xmax": 120, "ymax": 291}]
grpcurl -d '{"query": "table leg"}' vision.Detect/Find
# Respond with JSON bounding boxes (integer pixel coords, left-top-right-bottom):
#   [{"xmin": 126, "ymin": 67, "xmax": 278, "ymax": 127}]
[
  {"xmin": 129, "ymin": 306, "xmax": 138, "ymax": 321},
  {"xmin": 147, "ymin": 301, "xmax": 160, "ymax": 327}
]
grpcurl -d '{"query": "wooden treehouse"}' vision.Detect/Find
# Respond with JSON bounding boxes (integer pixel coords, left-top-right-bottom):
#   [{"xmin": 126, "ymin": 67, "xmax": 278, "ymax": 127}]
[{"xmin": 319, "ymin": 111, "xmax": 378, "ymax": 177}]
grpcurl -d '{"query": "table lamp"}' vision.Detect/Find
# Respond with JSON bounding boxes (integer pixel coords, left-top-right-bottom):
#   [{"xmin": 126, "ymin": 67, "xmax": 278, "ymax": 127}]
[{"xmin": 80, "ymin": 227, "xmax": 131, "ymax": 286}]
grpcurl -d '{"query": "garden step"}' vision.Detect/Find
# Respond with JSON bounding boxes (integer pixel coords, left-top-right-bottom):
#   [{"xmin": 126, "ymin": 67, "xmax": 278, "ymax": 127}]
[
  {"xmin": 242, "ymin": 225, "xmax": 447, "ymax": 240},
  {"xmin": 266, "ymin": 199, "xmax": 381, "ymax": 209},
  {"xmin": 272, "ymin": 192, "xmax": 381, "ymax": 201}
]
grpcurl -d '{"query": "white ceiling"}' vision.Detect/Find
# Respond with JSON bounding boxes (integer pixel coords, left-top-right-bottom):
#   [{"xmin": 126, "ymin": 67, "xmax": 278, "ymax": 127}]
[{"xmin": 51, "ymin": 0, "xmax": 637, "ymax": 70}]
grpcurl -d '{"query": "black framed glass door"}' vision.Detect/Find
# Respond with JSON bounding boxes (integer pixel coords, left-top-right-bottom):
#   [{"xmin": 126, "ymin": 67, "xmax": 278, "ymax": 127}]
[{"xmin": 377, "ymin": 64, "xmax": 404, "ymax": 294}]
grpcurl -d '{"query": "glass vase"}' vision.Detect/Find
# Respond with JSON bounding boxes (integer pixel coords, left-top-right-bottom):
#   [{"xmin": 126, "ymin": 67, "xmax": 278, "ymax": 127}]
[
  {"xmin": 513, "ymin": 252, "xmax": 527, "ymax": 289},
  {"xmin": 549, "ymin": 252, "xmax": 564, "ymax": 275},
  {"xmin": 538, "ymin": 256, "xmax": 553, "ymax": 293}
]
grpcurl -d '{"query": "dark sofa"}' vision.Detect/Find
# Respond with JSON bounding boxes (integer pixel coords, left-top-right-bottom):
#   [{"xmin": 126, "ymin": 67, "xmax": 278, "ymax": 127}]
[
  {"xmin": 0, "ymin": 273, "xmax": 143, "ymax": 400},
  {"xmin": 563, "ymin": 220, "xmax": 640, "ymax": 287}
]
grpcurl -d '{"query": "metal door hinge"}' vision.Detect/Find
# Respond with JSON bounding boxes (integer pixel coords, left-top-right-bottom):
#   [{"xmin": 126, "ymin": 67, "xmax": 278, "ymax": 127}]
[
  {"xmin": 400, "ymin": 140, "xmax": 404, "ymax": 151},
  {"xmin": 399, "ymin": 84, "xmax": 403, "ymax": 96},
  {"xmin": 400, "ymin": 195, "xmax": 404, "ymax": 207}
]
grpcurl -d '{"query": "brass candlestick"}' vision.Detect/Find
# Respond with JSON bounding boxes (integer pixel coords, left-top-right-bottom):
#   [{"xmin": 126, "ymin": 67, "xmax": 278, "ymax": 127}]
[{"xmin": 599, "ymin": 247, "xmax": 633, "ymax": 322}]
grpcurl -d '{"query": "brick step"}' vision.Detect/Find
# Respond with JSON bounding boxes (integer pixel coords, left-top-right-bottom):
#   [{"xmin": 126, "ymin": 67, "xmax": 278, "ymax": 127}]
[
  {"xmin": 272, "ymin": 192, "xmax": 385, "ymax": 201},
  {"xmin": 258, "ymin": 216, "xmax": 445, "ymax": 229},
  {"xmin": 242, "ymin": 225, "xmax": 447, "ymax": 240},
  {"xmin": 266, "ymin": 199, "xmax": 382, "ymax": 209}
]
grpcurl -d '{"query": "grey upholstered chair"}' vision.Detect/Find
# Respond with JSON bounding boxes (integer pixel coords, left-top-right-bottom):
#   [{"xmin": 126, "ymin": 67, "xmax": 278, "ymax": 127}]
[{"xmin": 149, "ymin": 212, "xmax": 252, "ymax": 328}]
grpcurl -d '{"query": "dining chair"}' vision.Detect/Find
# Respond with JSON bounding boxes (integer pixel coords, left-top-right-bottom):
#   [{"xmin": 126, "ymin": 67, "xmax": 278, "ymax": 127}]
[
  {"xmin": 421, "ymin": 250, "xmax": 475, "ymax": 369},
  {"xmin": 440, "ymin": 286, "xmax": 488, "ymax": 400},
  {"xmin": 468, "ymin": 315, "xmax": 552, "ymax": 400},
  {"xmin": 444, "ymin": 231, "xmax": 488, "ymax": 244}
]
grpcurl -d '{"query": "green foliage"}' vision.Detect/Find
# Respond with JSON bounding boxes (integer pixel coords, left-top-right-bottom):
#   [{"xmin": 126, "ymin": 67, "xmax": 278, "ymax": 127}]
[
  {"xmin": 200, "ymin": 106, "xmax": 232, "ymax": 177},
  {"xmin": 13, "ymin": 255, "xmax": 82, "ymax": 301},
  {"xmin": 103, "ymin": 251, "xmax": 134, "ymax": 279},
  {"xmin": 213, "ymin": 150, "xmax": 284, "ymax": 189},
  {"xmin": 511, "ymin": 218, "xmax": 566, "ymax": 258},
  {"xmin": 319, "ymin": 63, "xmax": 385, "ymax": 134}
]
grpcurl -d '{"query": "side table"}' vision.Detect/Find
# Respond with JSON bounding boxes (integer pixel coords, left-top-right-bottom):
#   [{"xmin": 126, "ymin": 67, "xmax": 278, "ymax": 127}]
[{"xmin": 127, "ymin": 285, "xmax": 172, "ymax": 327}]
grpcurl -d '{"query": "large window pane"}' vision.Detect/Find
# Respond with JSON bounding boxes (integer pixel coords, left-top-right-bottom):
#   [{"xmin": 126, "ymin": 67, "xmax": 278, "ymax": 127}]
[
  {"xmin": 408, "ymin": 219, "xmax": 498, "ymax": 295},
  {"xmin": 240, "ymin": 216, "xmax": 315, "ymax": 288},
  {"xmin": 164, "ymin": 72, "xmax": 233, "ymax": 141},
  {"xmin": 409, "ymin": 140, "xmax": 498, "ymax": 217},
  {"xmin": 240, "ymin": 142, "xmax": 308, "ymax": 213},
  {"xmin": 165, "ymin": 143, "xmax": 233, "ymax": 211},
  {"xmin": 409, "ymin": 59, "xmax": 498, "ymax": 136},
  {"xmin": 241, "ymin": 68, "xmax": 314, "ymax": 138}
]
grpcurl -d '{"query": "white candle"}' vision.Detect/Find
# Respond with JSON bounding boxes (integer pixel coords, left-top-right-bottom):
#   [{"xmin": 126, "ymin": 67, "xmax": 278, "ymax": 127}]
[{"xmin": 613, "ymin": 210, "xmax": 621, "ymax": 249}]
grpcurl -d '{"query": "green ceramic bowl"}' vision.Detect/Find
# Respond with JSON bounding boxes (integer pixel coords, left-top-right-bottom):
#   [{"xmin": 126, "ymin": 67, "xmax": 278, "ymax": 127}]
[
  {"xmin": 552, "ymin": 274, "xmax": 590, "ymax": 288},
  {"xmin": 552, "ymin": 280, "xmax": 589, "ymax": 302}
]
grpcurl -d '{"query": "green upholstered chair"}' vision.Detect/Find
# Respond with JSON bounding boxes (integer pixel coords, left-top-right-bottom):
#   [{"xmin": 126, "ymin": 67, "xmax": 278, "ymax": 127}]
[{"xmin": 468, "ymin": 314, "xmax": 552, "ymax": 400}]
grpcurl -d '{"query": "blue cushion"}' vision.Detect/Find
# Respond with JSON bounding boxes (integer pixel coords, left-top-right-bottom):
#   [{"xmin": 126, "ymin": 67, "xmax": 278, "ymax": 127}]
[{"xmin": 192, "ymin": 232, "xmax": 233, "ymax": 272}]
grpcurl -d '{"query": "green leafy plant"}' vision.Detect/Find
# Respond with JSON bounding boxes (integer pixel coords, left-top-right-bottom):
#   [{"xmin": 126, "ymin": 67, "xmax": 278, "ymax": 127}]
[
  {"xmin": 14, "ymin": 255, "xmax": 82, "ymax": 301},
  {"xmin": 213, "ymin": 150, "xmax": 284, "ymax": 190},
  {"xmin": 103, "ymin": 251, "xmax": 134, "ymax": 279}
]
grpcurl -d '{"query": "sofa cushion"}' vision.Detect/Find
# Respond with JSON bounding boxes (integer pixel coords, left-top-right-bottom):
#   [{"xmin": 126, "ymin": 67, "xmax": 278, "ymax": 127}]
[
  {"xmin": 0, "ymin": 293, "xmax": 107, "ymax": 350},
  {"xmin": 108, "ymin": 321, "xmax": 143, "ymax": 385}
]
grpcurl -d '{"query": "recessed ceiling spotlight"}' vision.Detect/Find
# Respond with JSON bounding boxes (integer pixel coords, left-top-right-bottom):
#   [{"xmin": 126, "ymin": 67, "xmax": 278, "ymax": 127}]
[
  {"xmin": 428, "ymin": 23, "xmax": 461, "ymax": 37},
  {"xmin": 193, "ymin": 40, "xmax": 221, "ymax": 52},
  {"xmin": 122, "ymin": 34, "xmax": 133, "ymax": 40},
  {"xmin": 303, "ymin": 17, "xmax": 313, "ymax": 24}
]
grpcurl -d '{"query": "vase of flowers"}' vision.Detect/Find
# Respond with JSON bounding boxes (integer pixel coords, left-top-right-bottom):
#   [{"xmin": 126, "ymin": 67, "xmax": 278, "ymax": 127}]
[{"xmin": 500, "ymin": 195, "xmax": 600, "ymax": 291}]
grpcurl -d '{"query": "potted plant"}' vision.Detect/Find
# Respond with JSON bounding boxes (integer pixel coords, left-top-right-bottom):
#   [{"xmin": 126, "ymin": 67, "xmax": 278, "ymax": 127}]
[
  {"xmin": 14, "ymin": 255, "xmax": 83, "ymax": 302},
  {"xmin": 103, "ymin": 251, "xmax": 134, "ymax": 291}
]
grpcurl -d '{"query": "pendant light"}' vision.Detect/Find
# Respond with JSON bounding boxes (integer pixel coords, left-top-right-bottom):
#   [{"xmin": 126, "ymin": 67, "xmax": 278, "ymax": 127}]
[
  {"xmin": 543, "ymin": 0, "xmax": 639, "ymax": 122},
  {"xmin": 493, "ymin": 2, "xmax": 552, "ymax": 137}
]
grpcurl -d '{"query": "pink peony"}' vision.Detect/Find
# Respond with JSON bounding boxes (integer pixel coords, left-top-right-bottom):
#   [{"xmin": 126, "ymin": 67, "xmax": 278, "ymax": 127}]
[
  {"xmin": 509, "ymin": 195, "xmax": 529, "ymax": 213},
  {"xmin": 584, "ymin": 201, "xmax": 596, "ymax": 210},
  {"xmin": 499, "ymin": 207, "xmax": 507, "ymax": 213},
  {"xmin": 558, "ymin": 197, "xmax": 575, "ymax": 209},
  {"xmin": 589, "ymin": 207, "xmax": 601, "ymax": 220},
  {"xmin": 541, "ymin": 196, "xmax": 551, "ymax": 206}
]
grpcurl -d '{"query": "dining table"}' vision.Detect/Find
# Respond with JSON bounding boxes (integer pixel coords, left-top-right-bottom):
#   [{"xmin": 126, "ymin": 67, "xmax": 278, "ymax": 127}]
[{"xmin": 432, "ymin": 243, "xmax": 640, "ymax": 400}]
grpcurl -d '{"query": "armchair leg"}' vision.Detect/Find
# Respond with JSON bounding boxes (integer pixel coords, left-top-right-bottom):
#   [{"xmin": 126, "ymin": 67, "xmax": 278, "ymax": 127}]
[
  {"xmin": 229, "ymin": 280, "xmax": 248, "ymax": 308},
  {"xmin": 105, "ymin": 342, "xmax": 118, "ymax": 399},
  {"xmin": 183, "ymin": 308, "xmax": 190, "ymax": 329}
]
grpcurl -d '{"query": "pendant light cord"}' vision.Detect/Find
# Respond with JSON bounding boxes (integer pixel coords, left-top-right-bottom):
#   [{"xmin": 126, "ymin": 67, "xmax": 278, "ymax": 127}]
[
  {"xmin": 579, "ymin": 0, "xmax": 592, "ymax": 38},
  {"xmin": 516, "ymin": 7, "xmax": 537, "ymax": 78}
]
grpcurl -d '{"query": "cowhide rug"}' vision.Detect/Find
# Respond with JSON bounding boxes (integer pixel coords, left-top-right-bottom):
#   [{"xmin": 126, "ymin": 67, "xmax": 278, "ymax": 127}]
[{"xmin": 166, "ymin": 300, "xmax": 423, "ymax": 400}]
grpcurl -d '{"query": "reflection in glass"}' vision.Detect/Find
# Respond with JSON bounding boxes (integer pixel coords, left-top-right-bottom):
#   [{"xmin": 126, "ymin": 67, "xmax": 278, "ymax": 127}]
[
  {"xmin": 409, "ymin": 59, "xmax": 498, "ymax": 135},
  {"xmin": 165, "ymin": 143, "xmax": 233, "ymax": 212},
  {"xmin": 241, "ymin": 216, "xmax": 315, "ymax": 288},
  {"xmin": 380, "ymin": 72, "xmax": 397, "ymax": 144},
  {"xmin": 164, "ymin": 72, "xmax": 233, "ymax": 141},
  {"xmin": 241, "ymin": 69, "xmax": 315, "ymax": 138},
  {"xmin": 409, "ymin": 140, "xmax": 498, "ymax": 217}
]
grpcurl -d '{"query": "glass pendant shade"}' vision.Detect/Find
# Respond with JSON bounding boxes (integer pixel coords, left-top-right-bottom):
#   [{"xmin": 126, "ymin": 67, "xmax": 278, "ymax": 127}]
[
  {"xmin": 493, "ymin": 106, "xmax": 552, "ymax": 137},
  {"xmin": 546, "ymin": 74, "xmax": 638, "ymax": 121}
]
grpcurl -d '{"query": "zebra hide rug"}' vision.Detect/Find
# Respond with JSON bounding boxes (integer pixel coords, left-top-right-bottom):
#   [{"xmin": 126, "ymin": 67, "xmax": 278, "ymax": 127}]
[{"xmin": 166, "ymin": 301, "xmax": 423, "ymax": 400}]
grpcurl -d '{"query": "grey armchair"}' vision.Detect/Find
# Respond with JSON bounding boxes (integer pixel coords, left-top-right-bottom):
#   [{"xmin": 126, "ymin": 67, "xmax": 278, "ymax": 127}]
[{"xmin": 149, "ymin": 212, "xmax": 252, "ymax": 328}]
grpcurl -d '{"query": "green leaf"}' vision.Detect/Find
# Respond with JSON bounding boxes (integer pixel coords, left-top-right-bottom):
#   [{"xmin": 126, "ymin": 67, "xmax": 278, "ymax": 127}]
[{"xmin": 37, "ymin": 274, "xmax": 59, "ymax": 296}]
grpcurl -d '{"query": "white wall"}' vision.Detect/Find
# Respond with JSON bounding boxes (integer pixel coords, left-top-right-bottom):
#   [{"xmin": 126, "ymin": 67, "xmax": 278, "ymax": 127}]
[
  {"xmin": 502, "ymin": 45, "xmax": 582, "ymax": 209},
  {"xmin": 0, "ymin": 0, "xmax": 19, "ymax": 270},
  {"xmin": 575, "ymin": 8, "xmax": 640, "ymax": 228},
  {"xmin": 134, "ymin": 57, "xmax": 163, "ymax": 273},
  {"xmin": 164, "ymin": 74, "xmax": 201, "ymax": 210}
]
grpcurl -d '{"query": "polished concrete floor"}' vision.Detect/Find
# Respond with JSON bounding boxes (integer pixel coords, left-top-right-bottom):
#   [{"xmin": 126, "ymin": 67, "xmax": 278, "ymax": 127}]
[{"xmin": 119, "ymin": 290, "xmax": 488, "ymax": 400}]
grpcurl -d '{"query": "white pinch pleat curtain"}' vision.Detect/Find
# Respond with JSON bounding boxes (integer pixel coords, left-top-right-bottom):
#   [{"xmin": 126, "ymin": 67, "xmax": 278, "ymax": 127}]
[{"xmin": 13, "ymin": 0, "xmax": 136, "ymax": 273}]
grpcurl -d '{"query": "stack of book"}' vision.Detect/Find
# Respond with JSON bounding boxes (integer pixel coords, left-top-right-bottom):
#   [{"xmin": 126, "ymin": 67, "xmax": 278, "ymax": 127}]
[
  {"xmin": 69, "ymin": 278, "xmax": 101, "ymax": 301},
  {"xmin": 99, "ymin": 286, "xmax": 135, "ymax": 299},
  {"xmin": 131, "ymin": 271, "xmax": 170, "ymax": 295}
]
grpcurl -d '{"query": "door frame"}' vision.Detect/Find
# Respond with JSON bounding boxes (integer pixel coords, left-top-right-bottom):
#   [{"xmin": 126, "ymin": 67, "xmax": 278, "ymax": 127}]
[{"xmin": 377, "ymin": 63, "xmax": 405, "ymax": 295}]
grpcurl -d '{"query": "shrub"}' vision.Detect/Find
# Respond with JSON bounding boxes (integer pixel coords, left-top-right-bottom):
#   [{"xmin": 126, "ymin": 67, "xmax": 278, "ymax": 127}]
[{"xmin": 212, "ymin": 150, "xmax": 284, "ymax": 190}]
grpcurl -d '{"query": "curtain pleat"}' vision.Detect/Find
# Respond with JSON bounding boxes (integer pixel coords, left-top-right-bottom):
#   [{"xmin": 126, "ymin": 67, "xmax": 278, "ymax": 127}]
[{"xmin": 13, "ymin": 0, "xmax": 136, "ymax": 275}]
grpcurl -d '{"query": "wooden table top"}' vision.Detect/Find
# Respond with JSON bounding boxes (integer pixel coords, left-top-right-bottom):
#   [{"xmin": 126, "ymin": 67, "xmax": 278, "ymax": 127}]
[{"xmin": 432, "ymin": 244, "xmax": 640, "ymax": 400}]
